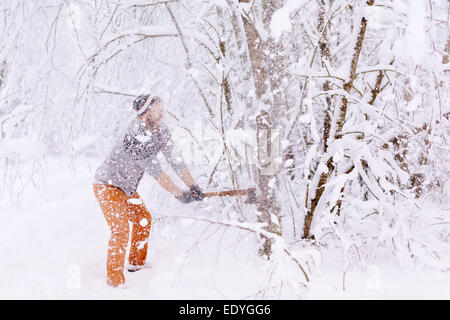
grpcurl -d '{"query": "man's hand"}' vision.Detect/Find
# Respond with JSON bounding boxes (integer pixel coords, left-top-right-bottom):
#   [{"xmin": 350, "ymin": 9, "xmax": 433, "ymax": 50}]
[
  {"xmin": 176, "ymin": 185, "xmax": 205, "ymax": 204},
  {"xmin": 176, "ymin": 190, "xmax": 196, "ymax": 204},
  {"xmin": 189, "ymin": 185, "xmax": 205, "ymax": 201}
]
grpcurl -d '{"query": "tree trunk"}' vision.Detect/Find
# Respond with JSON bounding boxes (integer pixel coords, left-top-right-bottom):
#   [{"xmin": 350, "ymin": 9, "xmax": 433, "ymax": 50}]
[
  {"xmin": 237, "ymin": 0, "xmax": 283, "ymax": 256},
  {"xmin": 0, "ymin": 60, "xmax": 6, "ymax": 90},
  {"xmin": 257, "ymin": 111, "xmax": 281, "ymax": 256},
  {"xmin": 303, "ymin": 1, "xmax": 374, "ymax": 239}
]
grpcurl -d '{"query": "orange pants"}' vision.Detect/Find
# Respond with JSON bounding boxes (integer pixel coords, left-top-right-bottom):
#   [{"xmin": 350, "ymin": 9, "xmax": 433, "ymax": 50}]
[{"xmin": 93, "ymin": 183, "xmax": 152, "ymax": 287}]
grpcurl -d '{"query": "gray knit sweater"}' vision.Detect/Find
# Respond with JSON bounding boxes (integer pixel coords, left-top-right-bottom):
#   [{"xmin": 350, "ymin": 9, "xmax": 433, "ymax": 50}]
[{"xmin": 94, "ymin": 117, "xmax": 187, "ymax": 196}]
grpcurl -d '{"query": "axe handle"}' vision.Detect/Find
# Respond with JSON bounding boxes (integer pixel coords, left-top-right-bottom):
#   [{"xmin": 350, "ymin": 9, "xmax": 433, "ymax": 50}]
[{"xmin": 204, "ymin": 189, "xmax": 249, "ymax": 198}]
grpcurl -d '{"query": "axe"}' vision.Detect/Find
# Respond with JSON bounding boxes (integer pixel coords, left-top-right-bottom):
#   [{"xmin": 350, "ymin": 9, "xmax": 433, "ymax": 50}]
[{"xmin": 203, "ymin": 187, "xmax": 257, "ymax": 204}]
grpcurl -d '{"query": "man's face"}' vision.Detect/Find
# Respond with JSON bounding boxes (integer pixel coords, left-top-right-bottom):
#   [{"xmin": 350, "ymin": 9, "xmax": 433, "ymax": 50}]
[{"xmin": 142, "ymin": 101, "xmax": 164, "ymax": 126}]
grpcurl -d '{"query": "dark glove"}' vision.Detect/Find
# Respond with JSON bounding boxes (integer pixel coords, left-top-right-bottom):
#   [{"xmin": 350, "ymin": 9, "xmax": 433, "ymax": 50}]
[
  {"xmin": 189, "ymin": 184, "xmax": 205, "ymax": 201},
  {"xmin": 176, "ymin": 190, "xmax": 196, "ymax": 204}
]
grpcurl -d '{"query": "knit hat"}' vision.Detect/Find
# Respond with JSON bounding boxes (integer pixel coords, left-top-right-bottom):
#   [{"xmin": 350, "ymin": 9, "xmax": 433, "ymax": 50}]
[
  {"xmin": 133, "ymin": 94, "xmax": 151, "ymax": 115},
  {"xmin": 133, "ymin": 94, "xmax": 162, "ymax": 115}
]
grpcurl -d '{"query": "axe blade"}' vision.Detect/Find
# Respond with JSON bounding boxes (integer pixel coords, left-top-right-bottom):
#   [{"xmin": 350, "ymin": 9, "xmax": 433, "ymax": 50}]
[{"xmin": 244, "ymin": 187, "xmax": 257, "ymax": 204}]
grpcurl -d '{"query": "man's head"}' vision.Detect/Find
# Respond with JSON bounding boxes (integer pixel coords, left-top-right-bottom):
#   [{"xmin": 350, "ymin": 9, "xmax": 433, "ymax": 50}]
[{"xmin": 133, "ymin": 94, "xmax": 164, "ymax": 127}]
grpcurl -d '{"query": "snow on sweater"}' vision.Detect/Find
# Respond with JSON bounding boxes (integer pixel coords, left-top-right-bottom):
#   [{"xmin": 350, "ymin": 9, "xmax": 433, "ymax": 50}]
[{"xmin": 94, "ymin": 117, "xmax": 187, "ymax": 196}]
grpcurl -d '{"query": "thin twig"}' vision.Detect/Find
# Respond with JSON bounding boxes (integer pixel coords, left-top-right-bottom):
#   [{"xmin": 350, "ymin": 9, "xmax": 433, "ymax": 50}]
[{"xmin": 159, "ymin": 214, "xmax": 310, "ymax": 282}]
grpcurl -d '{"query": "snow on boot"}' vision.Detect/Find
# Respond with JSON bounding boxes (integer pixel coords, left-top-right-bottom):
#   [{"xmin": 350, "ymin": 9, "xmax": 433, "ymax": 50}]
[{"xmin": 127, "ymin": 263, "xmax": 152, "ymax": 272}]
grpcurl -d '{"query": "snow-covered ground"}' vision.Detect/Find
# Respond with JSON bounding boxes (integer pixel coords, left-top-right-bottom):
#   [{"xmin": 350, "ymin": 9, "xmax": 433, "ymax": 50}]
[{"xmin": 0, "ymin": 158, "xmax": 449, "ymax": 299}]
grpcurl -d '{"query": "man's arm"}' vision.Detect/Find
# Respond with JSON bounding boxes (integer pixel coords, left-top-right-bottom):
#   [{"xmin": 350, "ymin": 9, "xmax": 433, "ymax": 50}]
[
  {"xmin": 155, "ymin": 171, "xmax": 201, "ymax": 204},
  {"xmin": 122, "ymin": 125, "xmax": 199, "ymax": 200},
  {"xmin": 160, "ymin": 128, "xmax": 197, "ymax": 187},
  {"xmin": 154, "ymin": 171, "xmax": 183, "ymax": 197},
  {"xmin": 160, "ymin": 130, "xmax": 204, "ymax": 201},
  {"xmin": 179, "ymin": 167, "xmax": 196, "ymax": 188}
]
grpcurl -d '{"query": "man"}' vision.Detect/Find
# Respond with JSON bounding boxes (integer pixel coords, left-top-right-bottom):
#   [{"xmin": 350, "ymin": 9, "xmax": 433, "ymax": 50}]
[{"xmin": 93, "ymin": 94, "xmax": 204, "ymax": 287}]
